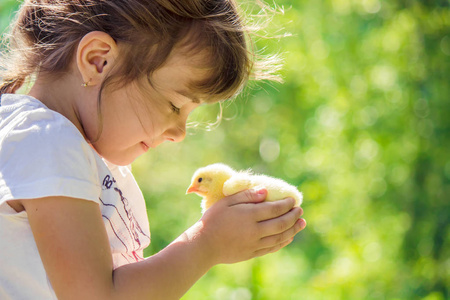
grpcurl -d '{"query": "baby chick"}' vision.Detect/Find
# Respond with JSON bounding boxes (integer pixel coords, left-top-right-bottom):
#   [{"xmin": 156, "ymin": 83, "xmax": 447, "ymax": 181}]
[{"xmin": 186, "ymin": 163, "xmax": 303, "ymax": 213}]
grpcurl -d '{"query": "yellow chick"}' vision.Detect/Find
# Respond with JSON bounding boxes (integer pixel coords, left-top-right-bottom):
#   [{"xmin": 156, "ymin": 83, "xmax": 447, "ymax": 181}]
[{"xmin": 186, "ymin": 163, "xmax": 303, "ymax": 213}]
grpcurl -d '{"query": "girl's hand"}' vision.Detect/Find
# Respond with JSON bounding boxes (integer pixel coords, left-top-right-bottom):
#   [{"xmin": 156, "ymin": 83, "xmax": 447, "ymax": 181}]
[{"xmin": 198, "ymin": 189, "xmax": 306, "ymax": 265}]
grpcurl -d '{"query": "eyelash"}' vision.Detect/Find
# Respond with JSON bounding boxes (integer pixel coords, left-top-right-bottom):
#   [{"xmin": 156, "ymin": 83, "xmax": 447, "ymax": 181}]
[{"xmin": 170, "ymin": 102, "xmax": 181, "ymax": 114}]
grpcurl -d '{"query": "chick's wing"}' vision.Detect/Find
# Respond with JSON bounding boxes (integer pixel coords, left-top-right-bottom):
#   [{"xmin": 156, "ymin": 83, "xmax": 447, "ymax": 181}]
[{"xmin": 222, "ymin": 173, "xmax": 254, "ymax": 196}]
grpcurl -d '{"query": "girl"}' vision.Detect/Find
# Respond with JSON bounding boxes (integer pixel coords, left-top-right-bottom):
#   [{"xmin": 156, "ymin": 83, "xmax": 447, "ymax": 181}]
[{"xmin": 0, "ymin": 0, "xmax": 306, "ymax": 299}]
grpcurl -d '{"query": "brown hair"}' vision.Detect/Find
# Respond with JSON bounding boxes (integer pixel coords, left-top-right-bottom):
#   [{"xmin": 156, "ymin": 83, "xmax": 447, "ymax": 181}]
[{"xmin": 0, "ymin": 0, "xmax": 281, "ymax": 103}]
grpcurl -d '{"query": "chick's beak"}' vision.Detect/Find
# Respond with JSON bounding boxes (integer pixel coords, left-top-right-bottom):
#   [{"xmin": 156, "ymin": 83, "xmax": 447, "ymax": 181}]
[{"xmin": 186, "ymin": 185, "xmax": 198, "ymax": 194}]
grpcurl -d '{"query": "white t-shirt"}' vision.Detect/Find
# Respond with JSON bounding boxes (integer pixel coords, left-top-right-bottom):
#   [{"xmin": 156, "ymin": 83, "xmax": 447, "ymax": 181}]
[{"xmin": 0, "ymin": 94, "xmax": 151, "ymax": 299}]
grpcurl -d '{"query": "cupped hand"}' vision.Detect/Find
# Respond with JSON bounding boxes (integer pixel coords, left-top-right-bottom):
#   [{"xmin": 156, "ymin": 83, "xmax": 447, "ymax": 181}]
[{"xmin": 197, "ymin": 188, "xmax": 306, "ymax": 265}]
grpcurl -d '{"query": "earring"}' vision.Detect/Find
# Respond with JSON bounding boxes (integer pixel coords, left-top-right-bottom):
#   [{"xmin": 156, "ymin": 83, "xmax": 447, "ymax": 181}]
[{"xmin": 81, "ymin": 78, "xmax": 92, "ymax": 87}]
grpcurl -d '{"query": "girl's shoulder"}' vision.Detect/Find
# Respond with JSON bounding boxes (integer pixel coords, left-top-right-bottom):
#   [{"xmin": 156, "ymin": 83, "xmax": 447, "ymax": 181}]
[
  {"xmin": 0, "ymin": 93, "xmax": 92, "ymax": 165},
  {"xmin": 0, "ymin": 93, "xmax": 102, "ymax": 203},
  {"xmin": 0, "ymin": 93, "xmax": 81, "ymax": 137}
]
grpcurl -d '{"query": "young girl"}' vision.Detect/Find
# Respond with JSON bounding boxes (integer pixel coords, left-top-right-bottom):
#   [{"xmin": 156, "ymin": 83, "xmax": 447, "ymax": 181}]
[{"xmin": 0, "ymin": 1, "xmax": 306, "ymax": 299}]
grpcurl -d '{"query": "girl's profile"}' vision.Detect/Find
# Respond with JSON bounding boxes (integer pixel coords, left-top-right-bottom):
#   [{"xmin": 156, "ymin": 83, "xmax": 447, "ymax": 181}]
[{"xmin": 0, "ymin": 1, "xmax": 306, "ymax": 299}]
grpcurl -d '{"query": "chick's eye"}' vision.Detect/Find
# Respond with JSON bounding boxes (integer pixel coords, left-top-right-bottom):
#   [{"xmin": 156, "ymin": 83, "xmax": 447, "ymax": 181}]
[
  {"xmin": 198, "ymin": 177, "xmax": 203, "ymax": 183},
  {"xmin": 170, "ymin": 102, "xmax": 181, "ymax": 114}
]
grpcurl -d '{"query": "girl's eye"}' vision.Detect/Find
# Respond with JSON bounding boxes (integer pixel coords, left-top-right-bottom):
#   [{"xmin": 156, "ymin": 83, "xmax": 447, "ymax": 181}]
[{"xmin": 170, "ymin": 102, "xmax": 181, "ymax": 114}]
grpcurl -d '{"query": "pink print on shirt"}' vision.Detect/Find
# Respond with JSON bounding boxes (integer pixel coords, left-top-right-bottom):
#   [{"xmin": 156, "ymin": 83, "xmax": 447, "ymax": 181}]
[{"xmin": 99, "ymin": 174, "xmax": 150, "ymax": 263}]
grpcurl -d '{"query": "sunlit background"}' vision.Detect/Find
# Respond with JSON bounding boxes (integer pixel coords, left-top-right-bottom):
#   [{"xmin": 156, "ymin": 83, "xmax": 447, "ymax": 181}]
[{"xmin": 1, "ymin": 0, "xmax": 449, "ymax": 299}]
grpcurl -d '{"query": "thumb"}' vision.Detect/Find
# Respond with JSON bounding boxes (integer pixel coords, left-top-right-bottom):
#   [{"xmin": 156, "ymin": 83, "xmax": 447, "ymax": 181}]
[{"xmin": 226, "ymin": 188, "xmax": 267, "ymax": 206}]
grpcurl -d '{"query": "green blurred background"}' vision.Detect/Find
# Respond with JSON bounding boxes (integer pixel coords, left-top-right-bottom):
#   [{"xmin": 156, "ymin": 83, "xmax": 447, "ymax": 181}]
[{"xmin": 1, "ymin": 0, "xmax": 449, "ymax": 299}]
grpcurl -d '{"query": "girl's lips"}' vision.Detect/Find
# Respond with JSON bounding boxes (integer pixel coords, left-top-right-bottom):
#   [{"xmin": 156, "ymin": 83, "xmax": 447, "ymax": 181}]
[{"xmin": 141, "ymin": 142, "xmax": 150, "ymax": 152}]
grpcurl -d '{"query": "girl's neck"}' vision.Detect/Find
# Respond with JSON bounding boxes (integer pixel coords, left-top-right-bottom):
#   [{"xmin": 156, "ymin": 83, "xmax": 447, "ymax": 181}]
[{"xmin": 28, "ymin": 74, "xmax": 88, "ymax": 140}]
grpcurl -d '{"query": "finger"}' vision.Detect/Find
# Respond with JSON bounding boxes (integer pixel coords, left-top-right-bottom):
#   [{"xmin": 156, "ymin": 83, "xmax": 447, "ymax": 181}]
[
  {"xmin": 224, "ymin": 188, "xmax": 267, "ymax": 206},
  {"xmin": 259, "ymin": 217, "xmax": 306, "ymax": 249},
  {"xmin": 253, "ymin": 197, "xmax": 297, "ymax": 222},
  {"xmin": 253, "ymin": 236, "xmax": 295, "ymax": 258},
  {"xmin": 258, "ymin": 207, "xmax": 303, "ymax": 237}
]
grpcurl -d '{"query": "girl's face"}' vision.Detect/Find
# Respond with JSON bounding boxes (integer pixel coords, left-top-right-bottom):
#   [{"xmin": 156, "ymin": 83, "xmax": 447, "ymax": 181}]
[{"xmin": 86, "ymin": 51, "xmax": 206, "ymax": 166}]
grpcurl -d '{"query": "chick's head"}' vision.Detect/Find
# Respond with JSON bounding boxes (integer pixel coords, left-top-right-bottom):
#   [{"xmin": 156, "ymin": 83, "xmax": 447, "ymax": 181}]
[{"xmin": 186, "ymin": 163, "xmax": 235, "ymax": 200}]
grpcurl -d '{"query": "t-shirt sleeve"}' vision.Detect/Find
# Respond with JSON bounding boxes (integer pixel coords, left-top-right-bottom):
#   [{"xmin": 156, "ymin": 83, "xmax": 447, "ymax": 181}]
[{"xmin": 0, "ymin": 108, "xmax": 102, "ymax": 204}]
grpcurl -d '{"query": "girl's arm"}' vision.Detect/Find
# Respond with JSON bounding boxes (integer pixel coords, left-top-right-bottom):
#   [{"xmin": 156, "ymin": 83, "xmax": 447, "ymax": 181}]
[{"xmin": 22, "ymin": 189, "xmax": 305, "ymax": 300}]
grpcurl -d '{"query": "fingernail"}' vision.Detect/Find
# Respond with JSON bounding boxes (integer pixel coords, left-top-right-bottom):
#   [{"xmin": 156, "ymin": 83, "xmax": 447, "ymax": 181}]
[{"xmin": 256, "ymin": 188, "xmax": 267, "ymax": 195}]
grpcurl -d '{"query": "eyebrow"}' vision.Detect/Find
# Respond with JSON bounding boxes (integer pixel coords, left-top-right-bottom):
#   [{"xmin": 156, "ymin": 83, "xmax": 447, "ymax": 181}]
[{"xmin": 177, "ymin": 90, "xmax": 201, "ymax": 104}]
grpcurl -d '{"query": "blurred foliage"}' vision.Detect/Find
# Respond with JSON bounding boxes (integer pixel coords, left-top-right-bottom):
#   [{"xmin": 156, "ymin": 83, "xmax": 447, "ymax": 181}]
[{"xmin": 1, "ymin": 0, "xmax": 449, "ymax": 299}]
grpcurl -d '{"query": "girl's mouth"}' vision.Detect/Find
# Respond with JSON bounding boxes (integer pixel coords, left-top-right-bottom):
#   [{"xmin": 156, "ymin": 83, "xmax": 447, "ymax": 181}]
[{"xmin": 141, "ymin": 142, "xmax": 150, "ymax": 152}]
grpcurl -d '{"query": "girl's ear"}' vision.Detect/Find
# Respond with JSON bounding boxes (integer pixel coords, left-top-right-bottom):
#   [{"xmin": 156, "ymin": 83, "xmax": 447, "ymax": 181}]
[{"xmin": 76, "ymin": 31, "xmax": 118, "ymax": 86}]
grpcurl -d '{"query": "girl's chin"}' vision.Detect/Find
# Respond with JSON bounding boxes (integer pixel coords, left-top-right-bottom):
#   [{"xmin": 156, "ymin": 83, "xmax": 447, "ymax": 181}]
[{"xmin": 93, "ymin": 144, "xmax": 149, "ymax": 166}]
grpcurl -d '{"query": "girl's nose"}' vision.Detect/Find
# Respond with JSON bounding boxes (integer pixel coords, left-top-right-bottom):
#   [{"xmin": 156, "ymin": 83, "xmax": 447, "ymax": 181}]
[{"xmin": 164, "ymin": 123, "xmax": 186, "ymax": 143}]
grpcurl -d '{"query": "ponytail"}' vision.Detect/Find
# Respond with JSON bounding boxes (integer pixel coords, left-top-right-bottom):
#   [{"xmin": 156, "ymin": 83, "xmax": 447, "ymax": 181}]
[
  {"xmin": 0, "ymin": 76, "xmax": 26, "ymax": 95},
  {"xmin": 0, "ymin": 1, "xmax": 35, "ymax": 96}
]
